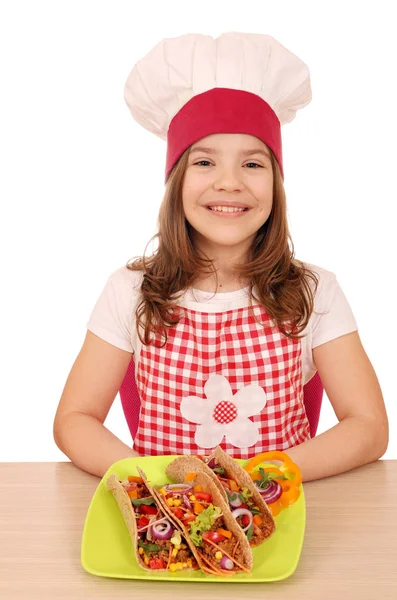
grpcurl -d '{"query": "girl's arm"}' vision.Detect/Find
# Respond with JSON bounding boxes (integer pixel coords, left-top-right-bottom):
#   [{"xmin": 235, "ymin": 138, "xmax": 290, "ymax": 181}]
[
  {"xmin": 53, "ymin": 331, "xmax": 139, "ymax": 478},
  {"xmin": 286, "ymin": 331, "xmax": 389, "ymax": 482}
]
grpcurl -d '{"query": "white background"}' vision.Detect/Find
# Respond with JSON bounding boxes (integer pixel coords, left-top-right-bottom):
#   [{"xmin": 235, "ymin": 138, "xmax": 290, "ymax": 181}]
[{"xmin": 1, "ymin": 0, "xmax": 395, "ymax": 461}]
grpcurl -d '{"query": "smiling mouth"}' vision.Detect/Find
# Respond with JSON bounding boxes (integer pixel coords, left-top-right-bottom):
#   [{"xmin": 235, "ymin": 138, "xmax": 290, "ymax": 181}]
[{"xmin": 207, "ymin": 206, "xmax": 249, "ymax": 213}]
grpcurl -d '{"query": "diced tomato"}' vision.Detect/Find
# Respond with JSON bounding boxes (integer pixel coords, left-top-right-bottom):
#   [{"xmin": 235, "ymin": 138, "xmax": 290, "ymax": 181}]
[
  {"xmin": 149, "ymin": 557, "xmax": 166, "ymax": 570},
  {"xmin": 241, "ymin": 514, "xmax": 251, "ymax": 527},
  {"xmin": 240, "ymin": 503, "xmax": 248, "ymax": 509},
  {"xmin": 183, "ymin": 514, "xmax": 196, "ymax": 524},
  {"xmin": 202, "ymin": 531, "xmax": 226, "ymax": 543},
  {"xmin": 139, "ymin": 504, "xmax": 158, "ymax": 515},
  {"xmin": 137, "ymin": 515, "xmax": 149, "ymax": 529},
  {"xmin": 195, "ymin": 492, "xmax": 212, "ymax": 502},
  {"xmin": 173, "ymin": 507, "xmax": 185, "ymax": 520}
]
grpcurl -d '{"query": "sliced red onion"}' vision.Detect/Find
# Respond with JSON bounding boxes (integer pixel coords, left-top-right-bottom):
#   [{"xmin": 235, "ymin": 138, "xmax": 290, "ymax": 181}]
[
  {"xmin": 228, "ymin": 493, "xmax": 243, "ymax": 509},
  {"xmin": 150, "ymin": 519, "xmax": 174, "ymax": 540},
  {"xmin": 183, "ymin": 494, "xmax": 192, "ymax": 510},
  {"xmin": 146, "ymin": 526, "xmax": 153, "ymax": 541},
  {"xmin": 220, "ymin": 555, "xmax": 234, "ymax": 570},
  {"xmin": 256, "ymin": 480, "xmax": 282, "ymax": 504},
  {"xmin": 163, "ymin": 484, "xmax": 193, "ymax": 495},
  {"xmin": 207, "ymin": 458, "xmax": 216, "ymax": 469},
  {"xmin": 231, "ymin": 508, "xmax": 253, "ymax": 532}
]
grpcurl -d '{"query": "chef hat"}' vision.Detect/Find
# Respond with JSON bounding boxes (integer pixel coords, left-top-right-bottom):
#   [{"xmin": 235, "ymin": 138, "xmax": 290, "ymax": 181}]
[{"xmin": 124, "ymin": 32, "xmax": 312, "ymax": 181}]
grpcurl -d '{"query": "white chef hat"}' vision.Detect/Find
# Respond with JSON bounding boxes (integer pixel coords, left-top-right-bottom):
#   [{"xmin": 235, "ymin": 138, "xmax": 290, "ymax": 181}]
[{"xmin": 124, "ymin": 32, "xmax": 312, "ymax": 181}]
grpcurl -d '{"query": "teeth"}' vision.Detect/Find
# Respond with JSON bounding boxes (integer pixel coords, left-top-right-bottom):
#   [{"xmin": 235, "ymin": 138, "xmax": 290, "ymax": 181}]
[{"xmin": 209, "ymin": 206, "xmax": 246, "ymax": 213}]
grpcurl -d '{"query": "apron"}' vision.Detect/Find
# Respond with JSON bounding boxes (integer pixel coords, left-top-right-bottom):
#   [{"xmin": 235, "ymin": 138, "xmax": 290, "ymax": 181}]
[{"xmin": 133, "ymin": 303, "xmax": 311, "ymax": 458}]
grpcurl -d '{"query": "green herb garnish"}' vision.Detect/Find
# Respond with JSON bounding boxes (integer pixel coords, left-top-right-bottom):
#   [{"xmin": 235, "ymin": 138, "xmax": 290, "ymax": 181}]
[
  {"xmin": 130, "ymin": 496, "xmax": 156, "ymax": 506},
  {"xmin": 137, "ymin": 540, "xmax": 162, "ymax": 553},
  {"xmin": 212, "ymin": 467, "xmax": 226, "ymax": 475},
  {"xmin": 255, "ymin": 467, "xmax": 288, "ymax": 489},
  {"xmin": 246, "ymin": 524, "xmax": 254, "ymax": 541},
  {"xmin": 228, "ymin": 491, "xmax": 245, "ymax": 504}
]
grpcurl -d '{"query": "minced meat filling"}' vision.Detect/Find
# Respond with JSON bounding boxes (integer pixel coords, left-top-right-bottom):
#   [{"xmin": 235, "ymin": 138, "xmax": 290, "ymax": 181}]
[{"xmin": 199, "ymin": 517, "xmax": 245, "ymax": 568}]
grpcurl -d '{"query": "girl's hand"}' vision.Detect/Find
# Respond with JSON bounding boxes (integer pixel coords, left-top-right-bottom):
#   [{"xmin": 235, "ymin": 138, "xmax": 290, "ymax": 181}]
[{"xmin": 287, "ymin": 331, "xmax": 388, "ymax": 481}]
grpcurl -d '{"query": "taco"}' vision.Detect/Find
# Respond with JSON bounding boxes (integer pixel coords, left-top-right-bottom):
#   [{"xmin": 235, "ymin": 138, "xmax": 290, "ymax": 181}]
[
  {"xmin": 106, "ymin": 472, "xmax": 198, "ymax": 572},
  {"xmin": 166, "ymin": 446, "xmax": 276, "ymax": 547},
  {"xmin": 151, "ymin": 471, "xmax": 253, "ymax": 576}
]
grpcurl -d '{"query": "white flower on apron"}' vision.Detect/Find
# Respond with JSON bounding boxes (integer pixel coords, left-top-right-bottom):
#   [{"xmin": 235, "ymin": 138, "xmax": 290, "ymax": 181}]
[{"xmin": 180, "ymin": 373, "xmax": 267, "ymax": 449}]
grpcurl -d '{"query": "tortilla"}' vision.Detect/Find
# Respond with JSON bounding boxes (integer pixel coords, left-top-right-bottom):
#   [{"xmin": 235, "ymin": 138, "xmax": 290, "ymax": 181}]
[
  {"xmin": 106, "ymin": 473, "xmax": 197, "ymax": 572},
  {"xmin": 166, "ymin": 446, "xmax": 276, "ymax": 546},
  {"xmin": 152, "ymin": 471, "xmax": 253, "ymax": 574}
]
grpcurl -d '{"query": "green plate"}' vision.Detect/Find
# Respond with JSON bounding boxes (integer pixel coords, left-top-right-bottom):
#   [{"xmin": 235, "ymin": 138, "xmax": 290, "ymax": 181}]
[{"xmin": 81, "ymin": 455, "xmax": 305, "ymax": 582}]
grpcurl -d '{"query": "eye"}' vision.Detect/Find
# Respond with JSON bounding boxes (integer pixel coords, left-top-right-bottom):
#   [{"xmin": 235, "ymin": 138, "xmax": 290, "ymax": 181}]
[
  {"xmin": 245, "ymin": 162, "xmax": 263, "ymax": 168},
  {"xmin": 194, "ymin": 160, "xmax": 212, "ymax": 167}
]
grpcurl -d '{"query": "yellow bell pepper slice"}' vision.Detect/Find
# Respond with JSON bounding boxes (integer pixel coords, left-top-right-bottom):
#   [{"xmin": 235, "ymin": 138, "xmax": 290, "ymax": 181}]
[
  {"xmin": 244, "ymin": 451, "xmax": 302, "ymax": 488},
  {"xmin": 250, "ymin": 465, "xmax": 284, "ymax": 482}
]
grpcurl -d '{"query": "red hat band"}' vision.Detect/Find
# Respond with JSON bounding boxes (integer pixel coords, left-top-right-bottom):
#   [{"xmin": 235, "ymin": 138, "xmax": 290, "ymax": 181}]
[{"xmin": 165, "ymin": 87, "xmax": 283, "ymax": 181}]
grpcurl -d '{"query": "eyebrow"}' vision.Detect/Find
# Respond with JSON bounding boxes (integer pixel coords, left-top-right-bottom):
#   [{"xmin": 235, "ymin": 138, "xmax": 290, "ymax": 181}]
[{"xmin": 190, "ymin": 146, "xmax": 271, "ymax": 160}]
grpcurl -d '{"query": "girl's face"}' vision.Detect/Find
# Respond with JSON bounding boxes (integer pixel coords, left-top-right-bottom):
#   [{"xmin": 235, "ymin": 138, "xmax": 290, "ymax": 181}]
[{"xmin": 182, "ymin": 133, "xmax": 274, "ymax": 256}]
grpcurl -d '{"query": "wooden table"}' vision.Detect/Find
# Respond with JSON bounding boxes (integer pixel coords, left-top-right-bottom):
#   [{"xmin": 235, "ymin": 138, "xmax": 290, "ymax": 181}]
[{"xmin": 0, "ymin": 461, "xmax": 396, "ymax": 600}]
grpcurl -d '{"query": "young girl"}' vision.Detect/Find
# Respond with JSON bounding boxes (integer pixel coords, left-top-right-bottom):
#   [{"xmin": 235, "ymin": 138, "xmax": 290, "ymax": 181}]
[{"xmin": 53, "ymin": 32, "xmax": 388, "ymax": 481}]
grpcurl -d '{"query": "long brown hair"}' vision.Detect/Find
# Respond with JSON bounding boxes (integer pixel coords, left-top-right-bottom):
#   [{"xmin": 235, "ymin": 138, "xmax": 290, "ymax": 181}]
[{"xmin": 127, "ymin": 145, "xmax": 319, "ymax": 346}]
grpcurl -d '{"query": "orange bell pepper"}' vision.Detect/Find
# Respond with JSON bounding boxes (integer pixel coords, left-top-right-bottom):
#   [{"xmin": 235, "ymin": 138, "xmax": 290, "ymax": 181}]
[
  {"xmin": 267, "ymin": 499, "xmax": 283, "ymax": 517},
  {"xmin": 216, "ymin": 528, "xmax": 232, "ymax": 539},
  {"xmin": 127, "ymin": 475, "xmax": 143, "ymax": 483},
  {"xmin": 194, "ymin": 502, "xmax": 204, "ymax": 514},
  {"xmin": 279, "ymin": 480, "xmax": 300, "ymax": 507}
]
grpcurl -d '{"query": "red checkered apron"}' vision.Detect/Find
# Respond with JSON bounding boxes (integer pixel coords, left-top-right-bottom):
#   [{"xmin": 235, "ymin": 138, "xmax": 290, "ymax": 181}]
[{"xmin": 133, "ymin": 303, "xmax": 311, "ymax": 458}]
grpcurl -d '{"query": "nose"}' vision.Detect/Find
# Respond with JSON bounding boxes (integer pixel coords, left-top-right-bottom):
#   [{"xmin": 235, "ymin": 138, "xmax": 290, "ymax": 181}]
[{"xmin": 212, "ymin": 166, "xmax": 244, "ymax": 192}]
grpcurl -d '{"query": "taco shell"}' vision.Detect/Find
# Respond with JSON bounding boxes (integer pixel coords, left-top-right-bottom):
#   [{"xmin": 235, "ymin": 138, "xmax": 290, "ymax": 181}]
[
  {"xmin": 153, "ymin": 471, "xmax": 253, "ymax": 574},
  {"xmin": 106, "ymin": 473, "xmax": 196, "ymax": 572},
  {"xmin": 166, "ymin": 447, "xmax": 276, "ymax": 546}
]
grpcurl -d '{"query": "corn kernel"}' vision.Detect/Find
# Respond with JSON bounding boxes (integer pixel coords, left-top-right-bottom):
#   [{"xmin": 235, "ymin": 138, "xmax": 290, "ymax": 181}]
[
  {"xmin": 159, "ymin": 487, "xmax": 167, "ymax": 495},
  {"xmin": 138, "ymin": 547, "xmax": 144, "ymax": 555},
  {"xmin": 176, "ymin": 562, "xmax": 183, "ymax": 570},
  {"xmin": 144, "ymin": 555, "xmax": 149, "ymax": 565},
  {"xmin": 182, "ymin": 562, "xmax": 187, "ymax": 568},
  {"xmin": 187, "ymin": 559, "xmax": 192, "ymax": 567},
  {"xmin": 189, "ymin": 495, "xmax": 196, "ymax": 502},
  {"xmin": 167, "ymin": 498, "xmax": 174, "ymax": 507},
  {"xmin": 169, "ymin": 563, "xmax": 178, "ymax": 572},
  {"xmin": 172, "ymin": 548, "xmax": 178, "ymax": 558},
  {"xmin": 215, "ymin": 551, "xmax": 223, "ymax": 560},
  {"xmin": 174, "ymin": 545, "xmax": 181, "ymax": 550},
  {"xmin": 173, "ymin": 499, "xmax": 181, "ymax": 507}
]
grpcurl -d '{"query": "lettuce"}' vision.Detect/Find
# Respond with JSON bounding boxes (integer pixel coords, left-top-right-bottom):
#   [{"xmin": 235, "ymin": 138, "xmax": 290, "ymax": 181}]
[{"xmin": 189, "ymin": 504, "xmax": 222, "ymax": 547}]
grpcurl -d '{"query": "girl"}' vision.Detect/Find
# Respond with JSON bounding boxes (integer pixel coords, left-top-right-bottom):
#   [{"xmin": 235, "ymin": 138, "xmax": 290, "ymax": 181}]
[{"xmin": 53, "ymin": 33, "xmax": 388, "ymax": 480}]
